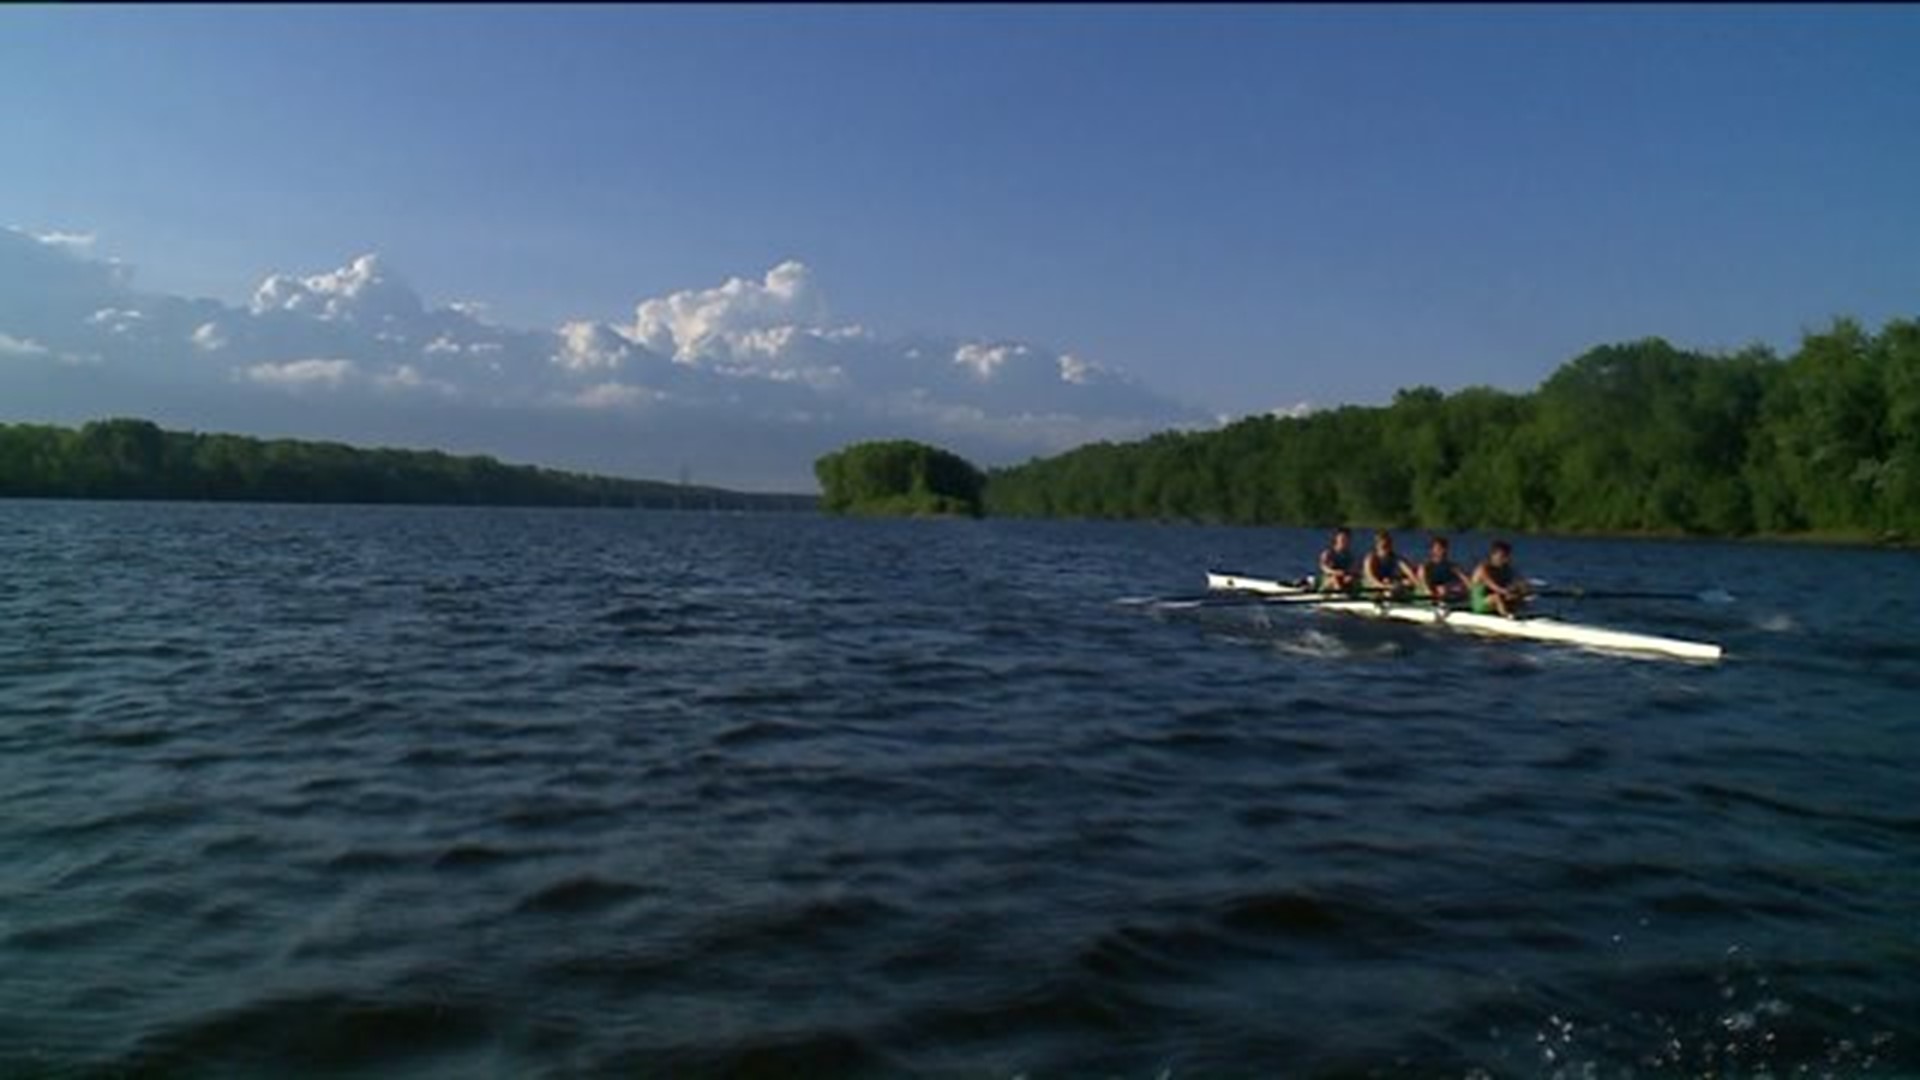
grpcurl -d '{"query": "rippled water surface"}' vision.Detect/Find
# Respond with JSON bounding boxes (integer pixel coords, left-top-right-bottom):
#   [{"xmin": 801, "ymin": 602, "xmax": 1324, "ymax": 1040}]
[{"xmin": 2, "ymin": 501, "xmax": 1915, "ymax": 1077}]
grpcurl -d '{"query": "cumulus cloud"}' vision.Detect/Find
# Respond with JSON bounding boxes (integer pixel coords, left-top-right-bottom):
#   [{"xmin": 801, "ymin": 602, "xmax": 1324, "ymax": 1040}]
[
  {"xmin": 552, "ymin": 320, "xmax": 637, "ymax": 372},
  {"xmin": 0, "ymin": 236, "xmax": 1208, "ymax": 489},
  {"xmin": 375, "ymin": 363, "xmax": 459, "ymax": 397},
  {"xmin": 88, "ymin": 308, "xmax": 146, "ymax": 334},
  {"xmin": 954, "ymin": 342, "xmax": 1026, "ymax": 380},
  {"xmin": 22, "ymin": 229, "xmax": 96, "ymax": 251},
  {"xmin": 192, "ymin": 322, "xmax": 229, "ymax": 351},
  {"xmin": 242, "ymin": 358, "xmax": 358, "ymax": 389},
  {"xmin": 1058, "ymin": 353, "xmax": 1106, "ymax": 385},
  {"xmin": 566, "ymin": 381, "xmax": 661, "ymax": 410},
  {"xmin": 250, "ymin": 253, "xmax": 423, "ymax": 324},
  {"xmin": 1, "ymin": 226, "xmax": 136, "ymax": 330},
  {"xmin": 633, "ymin": 259, "xmax": 827, "ymax": 363},
  {"xmin": 0, "ymin": 332, "xmax": 53, "ymax": 358}
]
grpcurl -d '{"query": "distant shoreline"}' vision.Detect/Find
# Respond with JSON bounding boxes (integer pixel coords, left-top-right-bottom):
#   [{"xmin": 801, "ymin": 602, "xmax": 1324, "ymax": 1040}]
[
  {"xmin": 0, "ymin": 418, "xmax": 818, "ymax": 512},
  {"xmin": 4, "ymin": 492, "xmax": 1908, "ymax": 550},
  {"xmin": 945, "ymin": 512, "xmax": 1917, "ymax": 551},
  {"xmin": 0, "ymin": 494, "xmax": 820, "ymax": 512}
]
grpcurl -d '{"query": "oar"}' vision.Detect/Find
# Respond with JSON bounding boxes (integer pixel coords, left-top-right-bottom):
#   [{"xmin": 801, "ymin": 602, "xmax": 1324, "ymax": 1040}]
[
  {"xmin": 1125, "ymin": 592, "xmax": 1307, "ymax": 610},
  {"xmin": 1137, "ymin": 586, "xmax": 1419, "ymax": 610},
  {"xmin": 1530, "ymin": 584, "xmax": 1736, "ymax": 604},
  {"xmin": 1123, "ymin": 574, "xmax": 1314, "ymax": 608}
]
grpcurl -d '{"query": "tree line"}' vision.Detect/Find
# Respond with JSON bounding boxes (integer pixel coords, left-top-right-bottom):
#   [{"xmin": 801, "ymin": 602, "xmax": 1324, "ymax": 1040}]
[
  {"xmin": 982, "ymin": 317, "xmax": 1920, "ymax": 540},
  {"xmin": 815, "ymin": 439, "xmax": 986, "ymax": 517},
  {"xmin": 0, "ymin": 419, "xmax": 816, "ymax": 511}
]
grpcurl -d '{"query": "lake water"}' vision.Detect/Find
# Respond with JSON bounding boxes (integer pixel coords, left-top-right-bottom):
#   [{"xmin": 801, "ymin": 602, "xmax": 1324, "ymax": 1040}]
[{"xmin": 2, "ymin": 501, "xmax": 1915, "ymax": 1077}]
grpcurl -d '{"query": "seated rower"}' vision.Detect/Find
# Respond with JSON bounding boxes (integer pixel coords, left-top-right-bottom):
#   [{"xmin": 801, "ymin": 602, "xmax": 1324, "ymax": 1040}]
[
  {"xmin": 1470, "ymin": 539, "xmax": 1530, "ymax": 618},
  {"xmin": 1361, "ymin": 530, "xmax": 1416, "ymax": 598},
  {"xmin": 1416, "ymin": 535, "xmax": 1472, "ymax": 605},
  {"xmin": 1317, "ymin": 526, "xmax": 1358, "ymax": 593}
]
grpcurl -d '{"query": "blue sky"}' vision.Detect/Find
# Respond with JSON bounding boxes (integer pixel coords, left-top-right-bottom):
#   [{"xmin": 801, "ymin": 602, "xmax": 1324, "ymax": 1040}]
[{"xmin": 2, "ymin": 4, "xmax": 1917, "ymax": 488}]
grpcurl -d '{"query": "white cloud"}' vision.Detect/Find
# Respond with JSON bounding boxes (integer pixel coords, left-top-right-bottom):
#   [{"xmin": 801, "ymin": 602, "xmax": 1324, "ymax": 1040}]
[
  {"xmin": 1058, "ymin": 353, "xmax": 1106, "ymax": 385},
  {"xmin": 0, "ymin": 332, "xmax": 52, "ymax": 358},
  {"xmin": 192, "ymin": 322, "xmax": 229, "ymax": 351},
  {"xmin": 241, "ymin": 358, "xmax": 358, "ymax": 389},
  {"xmin": 730, "ymin": 325, "xmax": 802, "ymax": 361},
  {"xmin": 552, "ymin": 320, "xmax": 635, "ymax": 372},
  {"xmin": 250, "ymin": 253, "xmax": 423, "ymax": 324},
  {"xmin": 762, "ymin": 363, "xmax": 847, "ymax": 390},
  {"xmin": 875, "ymin": 390, "xmax": 1174, "ymax": 456},
  {"xmin": 633, "ymin": 259, "xmax": 827, "ymax": 362},
  {"xmin": 423, "ymin": 333, "xmax": 506, "ymax": 359},
  {"xmin": 1267, "ymin": 401, "xmax": 1315, "ymax": 419},
  {"xmin": 0, "ymin": 236, "xmax": 1205, "ymax": 489},
  {"xmin": 567, "ymin": 381, "xmax": 660, "ymax": 410},
  {"xmin": 25, "ymin": 229, "xmax": 96, "ymax": 251},
  {"xmin": 954, "ymin": 342, "xmax": 1028, "ymax": 380},
  {"xmin": 376, "ymin": 364, "xmax": 459, "ymax": 397},
  {"xmin": 88, "ymin": 308, "xmax": 146, "ymax": 334}
]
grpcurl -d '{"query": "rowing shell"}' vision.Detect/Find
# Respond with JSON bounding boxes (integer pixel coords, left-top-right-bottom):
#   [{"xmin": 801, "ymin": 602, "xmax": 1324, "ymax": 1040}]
[{"xmin": 1205, "ymin": 571, "xmax": 1723, "ymax": 663}]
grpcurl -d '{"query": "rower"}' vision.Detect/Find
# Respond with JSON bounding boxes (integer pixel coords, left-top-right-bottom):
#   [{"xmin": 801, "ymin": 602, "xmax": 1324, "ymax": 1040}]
[
  {"xmin": 1416, "ymin": 535, "xmax": 1471, "ymax": 605},
  {"xmin": 1316, "ymin": 526, "xmax": 1358, "ymax": 593},
  {"xmin": 1470, "ymin": 539, "xmax": 1530, "ymax": 618},
  {"xmin": 1361, "ymin": 530, "xmax": 1416, "ymax": 597}
]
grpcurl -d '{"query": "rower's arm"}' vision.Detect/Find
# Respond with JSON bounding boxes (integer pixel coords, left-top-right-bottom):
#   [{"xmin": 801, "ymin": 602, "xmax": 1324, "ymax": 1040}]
[{"xmin": 1471, "ymin": 564, "xmax": 1509, "ymax": 595}]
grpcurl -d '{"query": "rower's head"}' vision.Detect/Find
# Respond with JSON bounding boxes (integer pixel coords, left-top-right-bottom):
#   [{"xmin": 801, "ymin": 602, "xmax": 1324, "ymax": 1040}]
[
  {"xmin": 1489, "ymin": 539, "xmax": 1512, "ymax": 566},
  {"xmin": 1372, "ymin": 530, "xmax": 1394, "ymax": 553},
  {"xmin": 1330, "ymin": 526, "xmax": 1350, "ymax": 551},
  {"xmin": 1428, "ymin": 535, "xmax": 1450, "ymax": 559}
]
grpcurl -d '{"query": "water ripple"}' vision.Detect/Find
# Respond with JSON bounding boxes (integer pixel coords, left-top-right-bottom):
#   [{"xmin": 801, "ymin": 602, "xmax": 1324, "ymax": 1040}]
[{"xmin": 0, "ymin": 503, "xmax": 1914, "ymax": 1076}]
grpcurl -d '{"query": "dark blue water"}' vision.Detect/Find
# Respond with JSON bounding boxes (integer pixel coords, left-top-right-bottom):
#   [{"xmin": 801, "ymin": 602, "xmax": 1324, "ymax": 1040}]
[{"xmin": 2, "ymin": 502, "xmax": 1915, "ymax": 1077}]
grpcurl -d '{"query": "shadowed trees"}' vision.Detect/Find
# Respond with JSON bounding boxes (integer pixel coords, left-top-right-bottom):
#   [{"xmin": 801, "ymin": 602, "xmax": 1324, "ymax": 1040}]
[
  {"xmin": 0, "ymin": 419, "xmax": 815, "ymax": 510},
  {"xmin": 982, "ymin": 316, "xmax": 1919, "ymax": 541},
  {"xmin": 815, "ymin": 440, "xmax": 986, "ymax": 517}
]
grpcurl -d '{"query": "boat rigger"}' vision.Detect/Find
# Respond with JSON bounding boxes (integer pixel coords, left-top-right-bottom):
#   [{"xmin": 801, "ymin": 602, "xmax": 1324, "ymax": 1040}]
[{"xmin": 1205, "ymin": 571, "xmax": 1724, "ymax": 663}]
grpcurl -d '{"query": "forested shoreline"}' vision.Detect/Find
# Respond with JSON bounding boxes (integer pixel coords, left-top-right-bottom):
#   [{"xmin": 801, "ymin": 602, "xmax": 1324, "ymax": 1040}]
[
  {"xmin": 983, "ymin": 317, "xmax": 1919, "ymax": 542},
  {"xmin": 814, "ymin": 440, "xmax": 986, "ymax": 517},
  {"xmin": 0, "ymin": 419, "xmax": 816, "ymax": 511},
  {"xmin": 12, "ymin": 314, "xmax": 1915, "ymax": 534}
]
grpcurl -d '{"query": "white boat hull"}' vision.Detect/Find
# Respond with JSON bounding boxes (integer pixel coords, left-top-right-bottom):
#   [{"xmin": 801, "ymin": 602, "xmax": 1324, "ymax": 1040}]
[{"xmin": 1205, "ymin": 571, "xmax": 1723, "ymax": 663}]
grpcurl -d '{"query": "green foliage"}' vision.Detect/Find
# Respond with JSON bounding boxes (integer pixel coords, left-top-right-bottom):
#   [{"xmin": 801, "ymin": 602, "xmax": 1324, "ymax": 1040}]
[
  {"xmin": 984, "ymin": 315, "xmax": 1920, "ymax": 541},
  {"xmin": 814, "ymin": 439, "xmax": 985, "ymax": 517},
  {"xmin": 0, "ymin": 419, "xmax": 816, "ymax": 511}
]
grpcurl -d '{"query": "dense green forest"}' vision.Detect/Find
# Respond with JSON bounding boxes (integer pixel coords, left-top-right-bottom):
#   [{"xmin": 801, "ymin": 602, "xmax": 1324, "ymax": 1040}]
[
  {"xmin": 983, "ymin": 317, "xmax": 1920, "ymax": 541},
  {"xmin": 0, "ymin": 419, "xmax": 816, "ymax": 510},
  {"xmin": 815, "ymin": 439, "xmax": 986, "ymax": 517}
]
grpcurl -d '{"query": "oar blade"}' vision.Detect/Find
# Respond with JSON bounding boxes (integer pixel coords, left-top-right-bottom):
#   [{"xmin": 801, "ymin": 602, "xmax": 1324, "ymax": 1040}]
[{"xmin": 1533, "ymin": 585, "xmax": 1736, "ymax": 604}]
